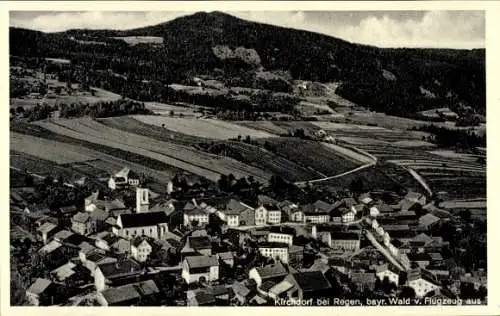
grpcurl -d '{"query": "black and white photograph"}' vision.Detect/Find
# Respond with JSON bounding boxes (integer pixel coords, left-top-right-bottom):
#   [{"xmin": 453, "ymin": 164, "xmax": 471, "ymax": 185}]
[{"xmin": 5, "ymin": 2, "xmax": 494, "ymax": 311}]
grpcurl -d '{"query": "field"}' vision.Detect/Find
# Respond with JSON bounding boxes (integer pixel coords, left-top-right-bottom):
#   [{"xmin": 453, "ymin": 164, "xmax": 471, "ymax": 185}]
[
  {"xmin": 32, "ymin": 118, "xmax": 272, "ymax": 183},
  {"xmin": 112, "ymin": 36, "xmax": 164, "ymax": 45},
  {"xmin": 132, "ymin": 115, "xmax": 277, "ymax": 140},
  {"xmin": 262, "ymin": 138, "xmax": 362, "ymax": 178},
  {"xmin": 144, "ymin": 102, "xmax": 202, "ymax": 117},
  {"xmin": 236, "ymin": 121, "xmax": 289, "ymax": 135}
]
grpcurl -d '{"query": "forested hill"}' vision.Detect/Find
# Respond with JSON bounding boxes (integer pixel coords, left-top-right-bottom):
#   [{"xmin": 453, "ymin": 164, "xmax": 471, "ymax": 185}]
[{"xmin": 10, "ymin": 11, "xmax": 485, "ymax": 117}]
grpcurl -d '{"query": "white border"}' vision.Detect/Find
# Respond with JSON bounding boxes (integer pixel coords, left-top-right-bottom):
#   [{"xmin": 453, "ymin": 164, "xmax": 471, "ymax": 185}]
[{"xmin": 2, "ymin": 2, "xmax": 499, "ymax": 316}]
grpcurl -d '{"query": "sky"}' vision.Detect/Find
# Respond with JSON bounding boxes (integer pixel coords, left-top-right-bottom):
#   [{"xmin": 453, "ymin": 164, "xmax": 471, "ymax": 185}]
[{"xmin": 9, "ymin": 10, "xmax": 485, "ymax": 49}]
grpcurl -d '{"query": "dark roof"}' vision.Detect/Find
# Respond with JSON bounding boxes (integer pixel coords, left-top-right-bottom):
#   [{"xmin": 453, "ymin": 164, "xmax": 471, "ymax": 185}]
[
  {"xmin": 260, "ymin": 280, "xmax": 277, "ymax": 292},
  {"xmin": 72, "ymin": 212, "xmax": 90, "ymax": 223},
  {"xmin": 100, "ymin": 284, "xmax": 140, "ymax": 304},
  {"xmin": 97, "ymin": 259, "xmax": 142, "ymax": 279},
  {"xmin": 258, "ymin": 241, "xmax": 289, "ymax": 248},
  {"xmin": 350, "ymin": 272, "xmax": 377, "ymax": 284},
  {"xmin": 290, "ymin": 271, "xmax": 331, "ymax": 292},
  {"xmin": 185, "ymin": 255, "xmax": 219, "ymax": 268},
  {"xmin": 407, "ymin": 268, "xmax": 440, "ymax": 285},
  {"xmin": 194, "ymin": 290, "xmax": 215, "ymax": 305},
  {"xmin": 408, "ymin": 252, "xmax": 432, "ymax": 262},
  {"xmin": 232, "ymin": 282, "xmax": 252, "ymax": 297},
  {"xmin": 119, "ymin": 211, "xmax": 168, "ymax": 228},
  {"xmin": 329, "ymin": 232, "xmax": 360, "ymax": 240},
  {"xmin": 210, "ymin": 285, "xmax": 228, "ymax": 297},
  {"xmin": 255, "ymin": 262, "xmax": 288, "ymax": 280},
  {"xmin": 187, "ymin": 236, "xmax": 212, "ymax": 250},
  {"xmin": 223, "ymin": 199, "xmax": 253, "ymax": 215},
  {"xmin": 63, "ymin": 233, "xmax": 92, "ymax": 247},
  {"xmin": 90, "ymin": 208, "xmax": 109, "ymax": 221},
  {"xmin": 257, "ymin": 195, "xmax": 279, "ymax": 207},
  {"xmin": 59, "ymin": 205, "xmax": 77, "ymax": 214}
]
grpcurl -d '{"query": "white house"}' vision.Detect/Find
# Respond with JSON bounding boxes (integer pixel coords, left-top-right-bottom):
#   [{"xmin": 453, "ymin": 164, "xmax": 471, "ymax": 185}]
[
  {"xmin": 248, "ymin": 262, "xmax": 288, "ymax": 287},
  {"xmin": 267, "ymin": 232, "xmax": 293, "ymax": 246},
  {"xmin": 257, "ymin": 242, "xmax": 289, "ymax": 264},
  {"xmin": 406, "ymin": 269, "xmax": 441, "ymax": 298},
  {"xmin": 375, "ymin": 264, "xmax": 400, "ymax": 286},
  {"xmin": 255, "ymin": 206, "xmax": 268, "ymax": 226},
  {"xmin": 217, "ymin": 199, "xmax": 255, "ymax": 227},
  {"xmin": 113, "ymin": 212, "xmax": 169, "ymax": 240},
  {"xmin": 181, "ymin": 255, "xmax": 219, "ymax": 284},
  {"xmin": 130, "ymin": 237, "xmax": 152, "ymax": 263},
  {"xmin": 108, "ymin": 167, "xmax": 140, "ymax": 190},
  {"xmin": 184, "ymin": 201, "xmax": 210, "ymax": 227}
]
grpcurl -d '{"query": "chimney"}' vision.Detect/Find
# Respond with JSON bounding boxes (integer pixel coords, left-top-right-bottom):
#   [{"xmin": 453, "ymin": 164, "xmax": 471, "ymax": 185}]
[{"xmin": 192, "ymin": 198, "xmax": 198, "ymax": 207}]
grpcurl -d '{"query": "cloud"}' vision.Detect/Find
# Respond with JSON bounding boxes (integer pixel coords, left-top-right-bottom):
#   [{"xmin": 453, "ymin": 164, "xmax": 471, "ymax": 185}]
[
  {"xmin": 9, "ymin": 11, "xmax": 191, "ymax": 32},
  {"xmin": 9, "ymin": 10, "xmax": 484, "ymax": 49}
]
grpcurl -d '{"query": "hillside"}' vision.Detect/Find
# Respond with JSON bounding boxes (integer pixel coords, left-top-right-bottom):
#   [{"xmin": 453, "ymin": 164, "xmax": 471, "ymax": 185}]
[{"xmin": 9, "ymin": 11, "xmax": 485, "ymax": 117}]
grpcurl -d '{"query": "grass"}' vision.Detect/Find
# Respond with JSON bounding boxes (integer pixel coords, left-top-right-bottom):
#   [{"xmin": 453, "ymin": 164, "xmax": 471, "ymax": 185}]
[
  {"xmin": 132, "ymin": 115, "xmax": 277, "ymax": 140},
  {"xmin": 33, "ymin": 118, "xmax": 271, "ymax": 182}
]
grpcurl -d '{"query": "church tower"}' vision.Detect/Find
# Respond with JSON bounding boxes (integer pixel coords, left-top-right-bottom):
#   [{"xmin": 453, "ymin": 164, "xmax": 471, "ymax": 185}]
[{"xmin": 136, "ymin": 187, "xmax": 149, "ymax": 213}]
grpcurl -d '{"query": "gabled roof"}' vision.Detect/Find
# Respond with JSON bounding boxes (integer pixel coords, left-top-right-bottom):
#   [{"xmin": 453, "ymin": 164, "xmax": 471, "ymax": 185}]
[
  {"xmin": 59, "ymin": 205, "xmax": 77, "ymax": 214},
  {"xmin": 39, "ymin": 240, "xmax": 62, "ymax": 254},
  {"xmin": 223, "ymin": 199, "xmax": 254, "ymax": 215},
  {"xmin": 79, "ymin": 241, "xmax": 97, "ymax": 255},
  {"xmin": 187, "ymin": 236, "xmax": 212, "ymax": 250},
  {"xmin": 112, "ymin": 238, "xmax": 131, "ymax": 253},
  {"xmin": 257, "ymin": 241, "xmax": 289, "ymax": 249},
  {"xmin": 190, "ymin": 289, "xmax": 215, "ymax": 305},
  {"xmin": 131, "ymin": 236, "xmax": 152, "ymax": 248},
  {"xmin": 312, "ymin": 200, "xmax": 334, "ymax": 212},
  {"xmin": 53, "ymin": 230, "xmax": 74, "ymax": 241},
  {"xmin": 185, "ymin": 255, "xmax": 219, "ymax": 268},
  {"xmin": 373, "ymin": 203, "xmax": 394, "ymax": 213},
  {"xmin": 119, "ymin": 211, "xmax": 168, "ymax": 228},
  {"xmin": 405, "ymin": 191, "xmax": 424, "ymax": 202},
  {"xmin": 255, "ymin": 262, "xmax": 288, "ymax": 280},
  {"xmin": 37, "ymin": 222, "xmax": 58, "ymax": 234},
  {"xmin": 428, "ymin": 252, "xmax": 443, "ymax": 261},
  {"xmin": 329, "ymin": 232, "xmax": 360, "ymax": 240},
  {"xmin": 407, "ymin": 268, "xmax": 440, "ymax": 286},
  {"xmin": 135, "ymin": 279, "xmax": 160, "ymax": 296},
  {"xmin": 114, "ymin": 167, "xmax": 131, "ymax": 179},
  {"xmin": 51, "ymin": 262, "xmax": 77, "ymax": 281},
  {"xmin": 97, "ymin": 259, "xmax": 142, "ymax": 279},
  {"xmin": 90, "ymin": 208, "xmax": 109, "ymax": 221},
  {"xmin": 257, "ymin": 195, "xmax": 279, "ymax": 207},
  {"xmin": 408, "ymin": 252, "xmax": 432, "ymax": 262},
  {"xmin": 290, "ymin": 271, "xmax": 331, "ymax": 292},
  {"xmin": 232, "ymin": 281, "xmax": 252, "ymax": 297},
  {"xmin": 350, "ymin": 272, "xmax": 377, "ymax": 284},
  {"xmin": 412, "ymin": 233, "xmax": 434, "ymax": 245},
  {"xmin": 269, "ymin": 280, "xmax": 294, "ymax": 296},
  {"xmin": 72, "ymin": 212, "xmax": 90, "ymax": 223},
  {"xmin": 27, "ymin": 278, "xmax": 53, "ymax": 295},
  {"xmin": 419, "ymin": 213, "xmax": 440, "ymax": 227},
  {"xmin": 217, "ymin": 251, "xmax": 234, "ymax": 261},
  {"xmin": 100, "ymin": 284, "xmax": 140, "ymax": 304}
]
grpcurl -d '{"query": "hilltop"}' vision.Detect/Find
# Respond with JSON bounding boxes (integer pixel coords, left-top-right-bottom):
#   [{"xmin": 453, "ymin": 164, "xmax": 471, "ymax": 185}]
[{"xmin": 10, "ymin": 11, "xmax": 485, "ymax": 117}]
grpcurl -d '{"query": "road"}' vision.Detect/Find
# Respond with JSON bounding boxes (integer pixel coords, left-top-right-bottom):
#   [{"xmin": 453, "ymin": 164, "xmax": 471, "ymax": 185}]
[{"xmin": 363, "ymin": 229, "xmax": 406, "ymax": 272}]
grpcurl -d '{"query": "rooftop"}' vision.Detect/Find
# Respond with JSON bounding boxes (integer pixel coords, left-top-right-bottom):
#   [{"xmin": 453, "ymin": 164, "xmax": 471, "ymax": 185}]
[
  {"xmin": 39, "ymin": 240, "xmax": 62, "ymax": 254},
  {"xmin": 37, "ymin": 222, "xmax": 58, "ymax": 234},
  {"xmin": 27, "ymin": 278, "xmax": 53, "ymax": 295},
  {"xmin": 255, "ymin": 262, "xmax": 288, "ymax": 280},
  {"xmin": 290, "ymin": 271, "xmax": 331, "ymax": 292},
  {"xmin": 185, "ymin": 255, "xmax": 219, "ymax": 268},
  {"xmin": 97, "ymin": 259, "xmax": 142, "ymax": 279},
  {"xmin": 187, "ymin": 236, "xmax": 212, "ymax": 250},
  {"xmin": 258, "ymin": 241, "xmax": 289, "ymax": 249},
  {"xmin": 100, "ymin": 284, "xmax": 140, "ymax": 305},
  {"xmin": 119, "ymin": 211, "xmax": 168, "ymax": 228},
  {"xmin": 72, "ymin": 212, "xmax": 90, "ymax": 223},
  {"xmin": 329, "ymin": 232, "xmax": 360, "ymax": 240}
]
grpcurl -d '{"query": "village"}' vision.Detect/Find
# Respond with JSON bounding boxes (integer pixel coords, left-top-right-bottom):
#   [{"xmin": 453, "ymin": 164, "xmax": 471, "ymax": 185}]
[{"xmin": 10, "ymin": 163, "xmax": 487, "ymax": 307}]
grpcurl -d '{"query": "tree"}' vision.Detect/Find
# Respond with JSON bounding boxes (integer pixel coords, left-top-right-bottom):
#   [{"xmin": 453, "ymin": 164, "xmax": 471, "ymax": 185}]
[
  {"xmin": 400, "ymin": 286, "xmax": 416, "ymax": 299},
  {"xmin": 170, "ymin": 110, "xmax": 174, "ymax": 116}
]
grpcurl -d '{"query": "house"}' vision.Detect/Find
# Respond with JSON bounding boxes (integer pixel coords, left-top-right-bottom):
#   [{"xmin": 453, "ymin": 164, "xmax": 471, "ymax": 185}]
[
  {"xmin": 39, "ymin": 240, "xmax": 63, "ymax": 255},
  {"xmin": 25, "ymin": 278, "xmax": 59, "ymax": 306},
  {"xmin": 322, "ymin": 231, "xmax": 360, "ymax": 252},
  {"xmin": 78, "ymin": 241, "xmax": 101, "ymax": 263},
  {"xmin": 53, "ymin": 229, "xmax": 74, "ymax": 243},
  {"xmin": 37, "ymin": 222, "xmax": 60, "ymax": 244},
  {"xmin": 374, "ymin": 263, "xmax": 400, "ymax": 286},
  {"xmin": 249, "ymin": 262, "xmax": 288, "ymax": 287},
  {"xmin": 279, "ymin": 200, "xmax": 301, "ymax": 222},
  {"xmin": 108, "ymin": 167, "xmax": 140, "ymax": 190},
  {"xmin": 217, "ymin": 251, "xmax": 235, "ymax": 268},
  {"xmin": 267, "ymin": 232, "xmax": 293, "ymax": 246},
  {"xmin": 428, "ymin": 252, "xmax": 444, "ymax": 265},
  {"xmin": 94, "ymin": 232, "xmax": 119, "ymax": 252},
  {"xmin": 219, "ymin": 199, "xmax": 255, "ymax": 227},
  {"xmin": 408, "ymin": 252, "xmax": 432, "ymax": 269},
  {"xmin": 89, "ymin": 208, "xmax": 109, "ymax": 232},
  {"xmin": 131, "ymin": 237, "xmax": 153, "ymax": 263},
  {"xmin": 405, "ymin": 191, "xmax": 427, "ymax": 206},
  {"xmin": 257, "ymin": 241, "xmax": 289, "ymax": 263},
  {"xmin": 460, "ymin": 273, "xmax": 487, "ymax": 291},
  {"xmin": 350, "ymin": 272, "xmax": 377, "ymax": 292},
  {"xmin": 111, "ymin": 238, "xmax": 132, "ymax": 255},
  {"xmin": 358, "ymin": 193, "xmax": 373, "ymax": 205},
  {"xmin": 50, "ymin": 261, "xmax": 78, "ymax": 283},
  {"xmin": 187, "ymin": 289, "xmax": 216, "ymax": 306},
  {"xmin": 266, "ymin": 279, "xmax": 295, "ymax": 300},
  {"xmin": 371, "ymin": 202, "xmax": 395, "ymax": 215},
  {"xmin": 419, "ymin": 213, "xmax": 441, "ymax": 229},
  {"xmin": 71, "ymin": 212, "xmax": 93, "ymax": 235},
  {"xmin": 302, "ymin": 201, "xmax": 331, "ymax": 224},
  {"xmin": 406, "ymin": 268, "xmax": 441, "ymax": 297},
  {"xmin": 232, "ymin": 281, "xmax": 255, "ymax": 305},
  {"xmin": 284, "ymin": 271, "xmax": 332, "ymax": 301},
  {"xmin": 289, "ymin": 245, "xmax": 304, "ymax": 265},
  {"xmin": 96, "ymin": 279, "xmax": 160, "ymax": 306},
  {"xmin": 183, "ymin": 201, "xmax": 210, "ymax": 227},
  {"xmin": 181, "ymin": 255, "xmax": 219, "ymax": 284},
  {"xmin": 181, "ymin": 236, "xmax": 212, "ymax": 257},
  {"xmin": 210, "ymin": 285, "xmax": 230, "ymax": 305},
  {"xmin": 113, "ymin": 211, "xmax": 169, "ymax": 240},
  {"xmin": 84, "ymin": 251, "xmax": 118, "ymax": 276},
  {"xmin": 94, "ymin": 259, "xmax": 144, "ymax": 292}
]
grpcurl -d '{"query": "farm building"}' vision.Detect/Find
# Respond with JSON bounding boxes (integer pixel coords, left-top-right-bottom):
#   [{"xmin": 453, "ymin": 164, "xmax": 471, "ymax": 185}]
[{"xmin": 108, "ymin": 167, "xmax": 140, "ymax": 190}]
